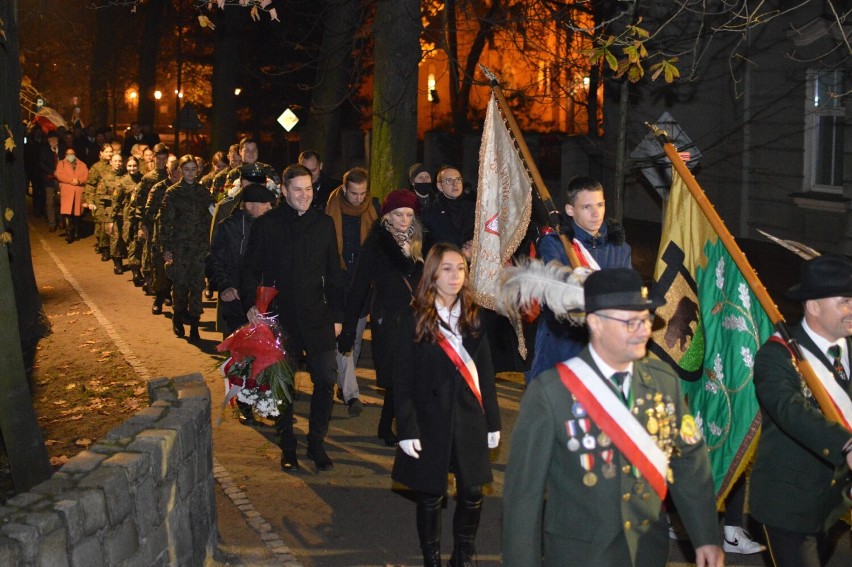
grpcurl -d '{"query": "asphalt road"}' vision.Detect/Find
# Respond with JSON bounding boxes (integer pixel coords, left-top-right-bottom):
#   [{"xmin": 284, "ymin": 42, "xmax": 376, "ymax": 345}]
[{"xmin": 27, "ymin": 215, "xmax": 852, "ymax": 566}]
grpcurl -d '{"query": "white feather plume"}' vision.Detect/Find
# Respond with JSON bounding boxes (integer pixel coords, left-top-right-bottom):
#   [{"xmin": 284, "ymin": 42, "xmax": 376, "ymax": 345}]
[{"xmin": 497, "ymin": 259, "xmax": 591, "ymax": 323}]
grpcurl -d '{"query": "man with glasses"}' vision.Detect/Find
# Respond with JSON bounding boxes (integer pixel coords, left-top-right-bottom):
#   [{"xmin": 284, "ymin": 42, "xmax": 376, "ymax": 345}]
[
  {"xmin": 420, "ymin": 165, "xmax": 475, "ymax": 257},
  {"xmin": 503, "ymin": 268, "xmax": 722, "ymax": 567}
]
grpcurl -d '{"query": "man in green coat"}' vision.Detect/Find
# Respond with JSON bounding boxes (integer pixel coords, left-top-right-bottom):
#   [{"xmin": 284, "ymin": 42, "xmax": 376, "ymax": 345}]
[
  {"xmin": 750, "ymin": 254, "xmax": 852, "ymax": 567},
  {"xmin": 503, "ymin": 268, "xmax": 722, "ymax": 567}
]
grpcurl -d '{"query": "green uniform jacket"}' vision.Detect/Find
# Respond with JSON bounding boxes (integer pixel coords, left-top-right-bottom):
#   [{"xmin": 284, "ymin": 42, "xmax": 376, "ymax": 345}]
[
  {"xmin": 750, "ymin": 324, "xmax": 852, "ymax": 535},
  {"xmin": 503, "ymin": 348, "xmax": 719, "ymax": 567}
]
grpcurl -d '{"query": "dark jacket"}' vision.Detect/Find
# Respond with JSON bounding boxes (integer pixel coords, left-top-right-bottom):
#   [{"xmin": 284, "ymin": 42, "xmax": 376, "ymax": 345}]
[
  {"xmin": 528, "ymin": 217, "xmax": 632, "ymax": 381},
  {"xmin": 341, "ymin": 221, "xmax": 423, "ymax": 386},
  {"xmin": 206, "ymin": 209, "xmax": 255, "ymax": 334},
  {"xmin": 391, "ymin": 308, "xmax": 501, "ymax": 495},
  {"xmin": 240, "ymin": 204, "xmax": 345, "ymax": 353},
  {"xmin": 420, "ymin": 192, "xmax": 476, "ymax": 252},
  {"xmin": 750, "ymin": 324, "xmax": 852, "ymax": 534}
]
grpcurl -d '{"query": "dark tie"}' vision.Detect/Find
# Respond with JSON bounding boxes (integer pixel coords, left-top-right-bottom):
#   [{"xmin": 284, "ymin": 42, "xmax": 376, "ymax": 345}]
[
  {"xmin": 828, "ymin": 345, "xmax": 848, "ymax": 383},
  {"xmin": 611, "ymin": 372, "xmax": 628, "ymax": 403}
]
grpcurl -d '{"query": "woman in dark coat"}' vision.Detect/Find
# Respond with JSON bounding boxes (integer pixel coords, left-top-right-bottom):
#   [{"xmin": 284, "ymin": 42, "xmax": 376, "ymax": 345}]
[
  {"xmin": 392, "ymin": 242, "xmax": 502, "ymax": 567},
  {"xmin": 338, "ymin": 189, "xmax": 424, "ymax": 445}
]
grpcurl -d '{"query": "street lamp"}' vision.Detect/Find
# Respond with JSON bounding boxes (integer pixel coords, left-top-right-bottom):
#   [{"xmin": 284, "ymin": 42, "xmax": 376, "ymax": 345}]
[{"xmin": 154, "ymin": 90, "xmax": 162, "ymax": 101}]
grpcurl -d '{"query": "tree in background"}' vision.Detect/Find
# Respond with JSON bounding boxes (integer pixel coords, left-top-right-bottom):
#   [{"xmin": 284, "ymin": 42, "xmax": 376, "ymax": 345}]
[
  {"xmin": 0, "ymin": 1, "xmax": 53, "ymax": 492},
  {"xmin": 369, "ymin": 0, "xmax": 422, "ymax": 196}
]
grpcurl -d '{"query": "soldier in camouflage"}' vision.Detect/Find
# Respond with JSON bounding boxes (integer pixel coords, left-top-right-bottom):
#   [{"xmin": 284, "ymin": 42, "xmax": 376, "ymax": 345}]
[
  {"xmin": 158, "ymin": 155, "xmax": 214, "ymax": 341},
  {"xmin": 146, "ymin": 155, "xmax": 180, "ymax": 315},
  {"xmin": 134, "ymin": 143, "xmax": 170, "ymax": 293},
  {"xmin": 113, "ymin": 155, "xmax": 144, "ymax": 282},
  {"xmin": 84, "ymin": 143, "xmax": 114, "ymax": 258},
  {"xmin": 86, "ymin": 152, "xmax": 123, "ymax": 262}
]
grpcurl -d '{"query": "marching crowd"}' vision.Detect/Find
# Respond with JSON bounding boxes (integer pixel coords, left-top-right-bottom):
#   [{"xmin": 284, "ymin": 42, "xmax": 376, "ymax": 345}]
[{"xmin": 24, "ymin": 123, "xmax": 852, "ymax": 567}]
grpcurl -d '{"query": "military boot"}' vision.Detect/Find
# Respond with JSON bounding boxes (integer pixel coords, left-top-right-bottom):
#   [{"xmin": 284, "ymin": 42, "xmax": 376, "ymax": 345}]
[
  {"xmin": 112, "ymin": 258, "xmax": 123, "ymax": 275},
  {"xmin": 100, "ymin": 247, "xmax": 110, "ymax": 261},
  {"xmin": 151, "ymin": 293, "xmax": 164, "ymax": 315},
  {"xmin": 130, "ymin": 267, "xmax": 144, "ymax": 287},
  {"xmin": 172, "ymin": 310, "xmax": 186, "ymax": 338},
  {"xmin": 188, "ymin": 315, "xmax": 200, "ymax": 342}
]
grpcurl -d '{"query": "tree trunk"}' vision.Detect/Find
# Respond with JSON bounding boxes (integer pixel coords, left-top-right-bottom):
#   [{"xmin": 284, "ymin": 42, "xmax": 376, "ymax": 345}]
[
  {"xmin": 89, "ymin": 6, "xmax": 116, "ymax": 127},
  {"xmin": 369, "ymin": 0, "xmax": 421, "ymax": 198},
  {"xmin": 210, "ymin": 5, "xmax": 242, "ymax": 154},
  {"xmin": 0, "ymin": 0, "xmax": 52, "ymax": 492},
  {"xmin": 137, "ymin": 0, "xmax": 167, "ymax": 130},
  {"xmin": 300, "ymin": 0, "xmax": 362, "ymax": 172}
]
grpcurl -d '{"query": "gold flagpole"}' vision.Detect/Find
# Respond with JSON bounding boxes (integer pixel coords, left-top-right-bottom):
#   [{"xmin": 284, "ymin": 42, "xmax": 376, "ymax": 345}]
[
  {"xmin": 649, "ymin": 123, "xmax": 847, "ymax": 429},
  {"xmin": 479, "ymin": 65, "xmax": 581, "ymax": 268}
]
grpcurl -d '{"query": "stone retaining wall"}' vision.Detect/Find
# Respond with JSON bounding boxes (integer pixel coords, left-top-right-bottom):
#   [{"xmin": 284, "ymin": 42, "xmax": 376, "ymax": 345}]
[{"xmin": 0, "ymin": 373, "xmax": 216, "ymax": 566}]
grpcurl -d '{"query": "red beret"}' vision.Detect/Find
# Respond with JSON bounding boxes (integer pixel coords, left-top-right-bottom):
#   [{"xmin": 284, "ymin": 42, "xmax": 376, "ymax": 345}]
[{"xmin": 381, "ymin": 189, "xmax": 420, "ymax": 216}]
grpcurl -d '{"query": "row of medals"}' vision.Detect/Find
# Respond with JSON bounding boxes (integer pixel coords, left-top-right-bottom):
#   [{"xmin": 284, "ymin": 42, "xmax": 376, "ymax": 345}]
[
  {"xmin": 566, "ymin": 401, "xmax": 614, "ymax": 488},
  {"xmin": 566, "ymin": 393, "xmax": 678, "ymax": 488}
]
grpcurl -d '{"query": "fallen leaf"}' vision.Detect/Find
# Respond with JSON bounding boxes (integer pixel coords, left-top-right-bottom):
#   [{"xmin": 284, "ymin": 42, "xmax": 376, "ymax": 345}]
[
  {"xmin": 53, "ymin": 400, "xmax": 67, "ymax": 406},
  {"xmin": 50, "ymin": 455, "xmax": 69, "ymax": 466},
  {"xmin": 75, "ymin": 438, "xmax": 92, "ymax": 448},
  {"xmin": 44, "ymin": 439, "xmax": 58, "ymax": 446},
  {"xmin": 65, "ymin": 383, "xmax": 77, "ymax": 390}
]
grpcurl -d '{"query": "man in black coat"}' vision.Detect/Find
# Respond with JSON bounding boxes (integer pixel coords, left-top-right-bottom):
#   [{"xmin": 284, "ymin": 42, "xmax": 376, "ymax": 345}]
[
  {"xmin": 241, "ymin": 164, "xmax": 346, "ymax": 472},
  {"xmin": 420, "ymin": 165, "xmax": 475, "ymax": 257}
]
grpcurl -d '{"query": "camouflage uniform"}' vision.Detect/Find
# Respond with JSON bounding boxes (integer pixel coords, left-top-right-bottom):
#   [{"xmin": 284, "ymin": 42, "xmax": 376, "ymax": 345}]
[
  {"xmin": 136, "ymin": 168, "xmax": 168, "ymax": 289},
  {"xmin": 84, "ymin": 159, "xmax": 111, "ymax": 252},
  {"xmin": 113, "ymin": 172, "xmax": 142, "ymax": 268},
  {"xmin": 145, "ymin": 177, "xmax": 173, "ymax": 308},
  {"xmin": 158, "ymin": 179, "xmax": 213, "ymax": 320},
  {"xmin": 86, "ymin": 167, "xmax": 120, "ymax": 256}
]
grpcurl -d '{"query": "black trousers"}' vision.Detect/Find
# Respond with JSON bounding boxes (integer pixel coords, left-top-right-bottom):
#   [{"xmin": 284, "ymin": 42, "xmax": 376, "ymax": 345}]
[
  {"xmin": 764, "ymin": 524, "xmax": 827, "ymax": 567},
  {"xmin": 275, "ymin": 343, "xmax": 336, "ymax": 451}
]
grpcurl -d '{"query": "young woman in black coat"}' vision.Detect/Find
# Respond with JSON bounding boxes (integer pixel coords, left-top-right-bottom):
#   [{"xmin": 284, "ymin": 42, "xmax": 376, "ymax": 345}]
[
  {"xmin": 392, "ymin": 243, "xmax": 502, "ymax": 567},
  {"xmin": 338, "ymin": 189, "xmax": 424, "ymax": 445}
]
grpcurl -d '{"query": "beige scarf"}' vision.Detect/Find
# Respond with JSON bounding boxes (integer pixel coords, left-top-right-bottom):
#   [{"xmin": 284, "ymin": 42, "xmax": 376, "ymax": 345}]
[{"xmin": 325, "ymin": 185, "xmax": 378, "ymax": 269}]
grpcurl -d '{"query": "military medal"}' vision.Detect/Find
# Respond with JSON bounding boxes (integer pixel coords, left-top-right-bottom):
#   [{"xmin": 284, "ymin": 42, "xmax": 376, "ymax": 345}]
[
  {"xmin": 580, "ymin": 453, "xmax": 597, "ymax": 487},
  {"xmin": 645, "ymin": 414, "xmax": 659, "ymax": 436},
  {"xmin": 565, "ymin": 420, "xmax": 581, "ymax": 452},
  {"xmin": 578, "ymin": 418, "xmax": 596, "ymax": 450},
  {"xmin": 600, "ymin": 449, "xmax": 616, "ymax": 479},
  {"xmin": 572, "ymin": 401, "xmax": 587, "ymax": 418},
  {"xmin": 597, "ymin": 432, "xmax": 611, "ymax": 447}
]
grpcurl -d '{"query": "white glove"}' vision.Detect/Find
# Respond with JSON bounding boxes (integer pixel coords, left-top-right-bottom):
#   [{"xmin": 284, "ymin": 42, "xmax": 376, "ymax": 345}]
[
  {"xmin": 399, "ymin": 439, "xmax": 422, "ymax": 459},
  {"xmin": 487, "ymin": 431, "xmax": 501, "ymax": 449}
]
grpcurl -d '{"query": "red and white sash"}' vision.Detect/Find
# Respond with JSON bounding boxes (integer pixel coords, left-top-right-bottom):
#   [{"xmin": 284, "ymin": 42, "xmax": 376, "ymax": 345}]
[
  {"xmin": 556, "ymin": 358, "xmax": 669, "ymax": 499},
  {"xmin": 572, "ymin": 239, "xmax": 601, "ymax": 270},
  {"xmin": 437, "ymin": 327, "xmax": 483, "ymax": 409},
  {"xmin": 769, "ymin": 334, "xmax": 852, "ymax": 430}
]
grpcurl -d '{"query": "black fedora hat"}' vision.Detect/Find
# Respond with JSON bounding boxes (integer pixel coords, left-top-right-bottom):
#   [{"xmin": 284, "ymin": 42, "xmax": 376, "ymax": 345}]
[
  {"xmin": 786, "ymin": 254, "xmax": 852, "ymax": 301},
  {"xmin": 584, "ymin": 268, "xmax": 665, "ymax": 313}
]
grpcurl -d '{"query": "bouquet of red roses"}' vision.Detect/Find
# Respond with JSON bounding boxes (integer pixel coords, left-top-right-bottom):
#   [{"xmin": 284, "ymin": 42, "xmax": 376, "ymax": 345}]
[{"xmin": 217, "ymin": 286, "xmax": 294, "ymax": 418}]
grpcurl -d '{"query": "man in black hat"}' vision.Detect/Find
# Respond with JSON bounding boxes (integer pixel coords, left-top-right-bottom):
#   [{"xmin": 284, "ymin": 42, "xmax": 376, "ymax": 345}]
[
  {"xmin": 749, "ymin": 254, "xmax": 852, "ymax": 567},
  {"xmin": 503, "ymin": 268, "xmax": 722, "ymax": 567}
]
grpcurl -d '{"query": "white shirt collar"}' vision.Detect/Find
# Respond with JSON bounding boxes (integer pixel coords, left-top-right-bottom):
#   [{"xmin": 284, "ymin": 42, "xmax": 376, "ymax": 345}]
[
  {"xmin": 802, "ymin": 318, "xmax": 847, "ymax": 360},
  {"xmin": 435, "ymin": 299, "xmax": 461, "ymax": 338},
  {"xmin": 589, "ymin": 344, "xmax": 634, "ymax": 397}
]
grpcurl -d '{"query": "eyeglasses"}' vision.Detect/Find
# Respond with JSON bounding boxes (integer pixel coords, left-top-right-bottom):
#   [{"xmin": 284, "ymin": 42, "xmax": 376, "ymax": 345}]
[
  {"xmin": 441, "ymin": 177, "xmax": 463, "ymax": 186},
  {"xmin": 594, "ymin": 313, "xmax": 655, "ymax": 333}
]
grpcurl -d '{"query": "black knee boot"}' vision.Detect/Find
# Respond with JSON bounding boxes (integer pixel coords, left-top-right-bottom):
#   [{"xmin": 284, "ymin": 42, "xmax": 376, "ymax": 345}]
[
  {"xmin": 377, "ymin": 387, "xmax": 397, "ymax": 446},
  {"xmin": 172, "ymin": 310, "xmax": 185, "ymax": 338},
  {"xmin": 449, "ymin": 487, "xmax": 482, "ymax": 567},
  {"xmin": 417, "ymin": 493, "xmax": 443, "ymax": 567},
  {"xmin": 112, "ymin": 257, "xmax": 123, "ymax": 275}
]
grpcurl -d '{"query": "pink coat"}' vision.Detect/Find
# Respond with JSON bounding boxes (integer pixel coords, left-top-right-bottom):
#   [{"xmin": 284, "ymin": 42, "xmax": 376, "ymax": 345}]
[{"xmin": 55, "ymin": 160, "xmax": 89, "ymax": 216}]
